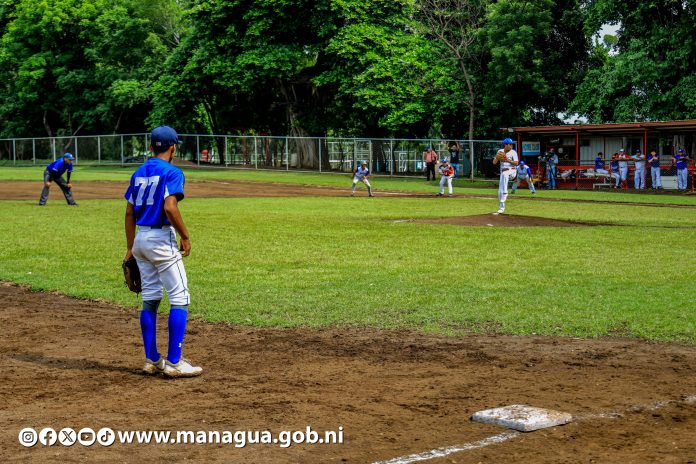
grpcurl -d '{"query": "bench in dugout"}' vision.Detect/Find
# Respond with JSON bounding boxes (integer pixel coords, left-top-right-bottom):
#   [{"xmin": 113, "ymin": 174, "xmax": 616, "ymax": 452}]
[{"xmin": 582, "ymin": 168, "xmax": 613, "ymax": 189}]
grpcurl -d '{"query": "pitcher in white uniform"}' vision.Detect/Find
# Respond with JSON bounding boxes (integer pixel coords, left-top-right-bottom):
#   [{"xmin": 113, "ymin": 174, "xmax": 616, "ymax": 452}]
[{"xmin": 492, "ymin": 138, "xmax": 519, "ymax": 214}]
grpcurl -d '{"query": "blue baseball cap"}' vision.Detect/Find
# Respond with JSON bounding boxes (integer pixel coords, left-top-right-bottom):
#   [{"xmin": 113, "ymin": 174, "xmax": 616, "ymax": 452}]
[
  {"xmin": 519, "ymin": 160, "xmax": 525, "ymax": 166},
  {"xmin": 635, "ymin": 148, "xmax": 641, "ymax": 153},
  {"xmin": 62, "ymin": 153, "xmax": 74, "ymax": 160},
  {"xmin": 502, "ymin": 138, "xmax": 514, "ymax": 145},
  {"xmin": 678, "ymin": 149, "xmax": 685, "ymax": 153},
  {"xmin": 151, "ymin": 125, "xmax": 180, "ymax": 149}
]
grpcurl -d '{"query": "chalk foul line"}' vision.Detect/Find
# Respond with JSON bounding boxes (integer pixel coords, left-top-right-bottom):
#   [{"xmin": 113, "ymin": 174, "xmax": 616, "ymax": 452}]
[{"xmin": 371, "ymin": 431, "xmax": 519, "ymax": 464}]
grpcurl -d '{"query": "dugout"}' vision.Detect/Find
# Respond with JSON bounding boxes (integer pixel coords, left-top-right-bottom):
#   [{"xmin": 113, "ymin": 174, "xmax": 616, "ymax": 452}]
[{"xmin": 506, "ymin": 120, "xmax": 696, "ymax": 190}]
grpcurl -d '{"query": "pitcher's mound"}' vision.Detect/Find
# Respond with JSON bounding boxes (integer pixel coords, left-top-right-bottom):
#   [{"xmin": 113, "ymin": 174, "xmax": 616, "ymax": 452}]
[{"xmin": 421, "ymin": 214, "xmax": 596, "ymax": 227}]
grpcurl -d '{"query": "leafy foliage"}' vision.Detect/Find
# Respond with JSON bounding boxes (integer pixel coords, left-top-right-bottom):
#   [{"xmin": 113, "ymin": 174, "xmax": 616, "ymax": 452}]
[{"xmin": 571, "ymin": 0, "xmax": 696, "ymax": 122}]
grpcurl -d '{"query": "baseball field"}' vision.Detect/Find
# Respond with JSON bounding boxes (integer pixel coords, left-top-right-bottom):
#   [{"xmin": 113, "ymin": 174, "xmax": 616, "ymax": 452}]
[{"xmin": 1, "ymin": 166, "xmax": 695, "ymax": 463}]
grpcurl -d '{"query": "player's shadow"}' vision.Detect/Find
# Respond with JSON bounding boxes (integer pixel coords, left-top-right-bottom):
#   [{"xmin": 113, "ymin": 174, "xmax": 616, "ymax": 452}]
[{"xmin": 11, "ymin": 352, "xmax": 140, "ymax": 375}]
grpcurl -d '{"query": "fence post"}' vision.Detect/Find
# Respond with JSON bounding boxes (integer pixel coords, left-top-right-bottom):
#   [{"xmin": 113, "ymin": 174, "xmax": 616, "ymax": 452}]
[
  {"xmin": 318, "ymin": 138, "xmax": 322, "ymax": 173},
  {"xmin": 13, "ymin": 139, "xmax": 16, "ymax": 165},
  {"xmin": 97, "ymin": 136, "xmax": 101, "ymax": 165},
  {"xmin": 52, "ymin": 138, "xmax": 56, "ymax": 161},
  {"xmin": 285, "ymin": 137, "xmax": 289, "ymax": 171},
  {"xmin": 121, "ymin": 135, "xmax": 124, "ymax": 164},
  {"xmin": 224, "ymin": 136, "xmax": 229, "ymax": 167},
  {"xmin": 75, "ymin": 137, "xmax": 78, "ymax": 164},
  {"xmin": 32, "ymin": 138, "xmax": 36, "ymax": 165},
  {"xmin": 254, "ymin": 137, "xmax": 258, "ymax": 169},
  {"xmin": 390, "ymin": 140, "xmax": 394, "ymax": 176},
  {"xmin": 353, "ymin": 139, "xmax": 357, "ymax": 171},
  {"xmin": 144, "ymin": 134, "xmax": 148, "ymax": 158},
  {"xmin": 470, "ymin": 140, "xmax": 475, "ymax": 181},
  {"xmin": 196, "ymin": 135, "xmax": 200, "ymax": 166}
]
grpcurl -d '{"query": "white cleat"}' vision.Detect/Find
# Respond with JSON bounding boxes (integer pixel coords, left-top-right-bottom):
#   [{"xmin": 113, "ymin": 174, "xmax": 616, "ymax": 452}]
[
  {"xmin": 163, "ymin": 358, "xmax": 203, "ymax": 378},
  {"xmin": 142, "ymin": 357, "xmax": 165, "ymax": 375},
  {"xmin": 492, "ymin": 209, "xmax": 504, "ymax": 215}
]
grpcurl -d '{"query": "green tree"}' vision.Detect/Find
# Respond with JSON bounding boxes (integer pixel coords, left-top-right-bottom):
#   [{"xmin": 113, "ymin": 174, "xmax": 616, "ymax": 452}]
[
  {"xmin": 0, "ymin": 0, "xmax": 180, "ymax": 138},
  {"xmin": 480, "ymin": 0, "xmax": 590, "ymax": 133},
  {"xmin": 571, "ymin": 0, "xmax": 696, "ymax": 123}
]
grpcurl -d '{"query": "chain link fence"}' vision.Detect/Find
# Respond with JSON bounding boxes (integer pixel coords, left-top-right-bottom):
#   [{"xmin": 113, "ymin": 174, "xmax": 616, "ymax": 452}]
[{"xmin": 0, "ymin": 134, "xmax": 505, "ymax": 180}]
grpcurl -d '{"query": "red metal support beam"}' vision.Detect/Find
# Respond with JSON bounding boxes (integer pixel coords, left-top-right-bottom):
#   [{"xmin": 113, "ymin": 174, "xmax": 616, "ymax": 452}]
[{"xmin": 575, "ymin": 131, "xmax": 580, "ymax": 190}]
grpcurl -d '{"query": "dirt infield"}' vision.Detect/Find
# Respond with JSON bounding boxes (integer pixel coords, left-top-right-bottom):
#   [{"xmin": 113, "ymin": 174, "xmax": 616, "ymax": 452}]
[
  {"xmin": 3, "ymin": 180, "xmax": 696, "ymax": 210},
  {"xmin": 0, "ymin": 180, "xmax": 359, "ymax": 200},
  {"xmin": 1, "ymin": 283, "xmax": 694, "ymax": 463}
]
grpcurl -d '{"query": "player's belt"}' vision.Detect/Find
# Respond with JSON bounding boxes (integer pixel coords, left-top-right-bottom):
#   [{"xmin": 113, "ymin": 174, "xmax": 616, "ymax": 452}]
[
  {"xmin": 138, "ymin": 225, "xmax": 170, "ymax": 231},
  {"xmin": 502, "ymin": 168, "xmax": 516, "ymax": 173}
]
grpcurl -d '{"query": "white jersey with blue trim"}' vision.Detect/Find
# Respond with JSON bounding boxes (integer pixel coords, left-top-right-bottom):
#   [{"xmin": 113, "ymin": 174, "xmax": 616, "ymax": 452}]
[
  {"xmin": 354, "ymin": 167, "xmax": 369, "ymax": 179},
  {"xmin": 501, "ymin": 150, "xmax": 518, "ymax": 170},
  {"xmin": 124, "ymin": 158, "xmax": 185, "ymax": 227},
  {"xmin": 516, "ymin": 164, "xmax": 531, "ymax": 177}
]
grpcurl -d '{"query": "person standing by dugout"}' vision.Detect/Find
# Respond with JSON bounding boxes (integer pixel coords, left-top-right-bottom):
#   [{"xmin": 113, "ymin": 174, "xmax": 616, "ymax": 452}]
[
  {"xmin": 617, "ymin": 148, "xmax": 630, "ymax": 189},
  {"xmin": 648, "ymin": 150, "xmax": 662, "ymax": 190},
  {"xmin": 423, "ymin": 145, "xmax": 439, "ymax": 181},
  {"xmin": 673, "ymin": 149, "xmax": 690, "ymax": 191},
  {"xmin": 632, "ymin": 148, "xmax": 646, "ymax": 190},
  {"xmin": 39, "ymin": 153, "xmax": 78, "ymax": 206}
]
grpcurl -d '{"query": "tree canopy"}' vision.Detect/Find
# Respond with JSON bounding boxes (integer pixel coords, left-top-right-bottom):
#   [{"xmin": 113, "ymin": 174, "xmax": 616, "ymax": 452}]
[{"xmin": 0, "ymin": 0, "xmax": 693, "ymax": 139}]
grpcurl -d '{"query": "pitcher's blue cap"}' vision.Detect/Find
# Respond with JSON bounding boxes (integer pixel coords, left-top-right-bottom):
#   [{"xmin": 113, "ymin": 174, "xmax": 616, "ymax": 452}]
[
  {"xmin": 502, "ymin": 138, "xmax": 514, "ymax": 145},
  {"xmin": 62, "ymin": 153, "xmax": 74, "ymax": 160},
  {"xmin": 678, "ymin": 149, "xmax": 685, "ymax": 153},
  {"xmin": 151, "ymin": 125, "xmax": 180, "ymax": 149}
]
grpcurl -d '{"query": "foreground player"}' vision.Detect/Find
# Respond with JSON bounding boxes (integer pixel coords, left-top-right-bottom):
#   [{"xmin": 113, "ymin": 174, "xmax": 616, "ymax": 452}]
[
  {"xmin": 123, "ymin": 125, "xmax": 202, "ymax": 378},
  {"xmin": 492, "ymin": 138, "xmax": 519, "ymax": 214},
  {"xmin": 351, "ymin": 161, "xmax": 374, "ymax": 197},
  {"xmin": 39, "ymin": 153, "xmax": 77, "ymax": 206}
]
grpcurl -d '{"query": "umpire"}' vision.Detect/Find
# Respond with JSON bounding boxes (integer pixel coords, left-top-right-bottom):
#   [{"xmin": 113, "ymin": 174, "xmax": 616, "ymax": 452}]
[{"xmin": 39, "ymin": 153, "xmax": 77, "ymax": 206}]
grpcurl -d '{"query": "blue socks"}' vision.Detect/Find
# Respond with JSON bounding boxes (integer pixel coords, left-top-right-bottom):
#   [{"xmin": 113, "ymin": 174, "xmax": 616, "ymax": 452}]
[
  {"xmin": 140, "ymin": 300, "xmax": 161, "ymax": 361},
  {"xmin": 167, "ymin": 307, "xmax": 189, "ymax": 364}
]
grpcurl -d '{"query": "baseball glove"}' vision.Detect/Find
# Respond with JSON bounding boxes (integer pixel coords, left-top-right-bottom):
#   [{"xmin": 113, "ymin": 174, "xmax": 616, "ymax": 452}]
[
  {"xmin": 495, "ymin": 150, "xmax": 506, "ymax": 161},
  {"xmin": 122, "ymin": 256, "xmax": 141, "ymax": 294}
]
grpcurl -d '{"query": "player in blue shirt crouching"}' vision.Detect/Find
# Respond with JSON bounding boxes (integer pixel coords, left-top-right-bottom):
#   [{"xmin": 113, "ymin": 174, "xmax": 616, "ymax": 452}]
[{"xmin": 39, "ymin": 153, "xmax": 77, "ymax": 206}]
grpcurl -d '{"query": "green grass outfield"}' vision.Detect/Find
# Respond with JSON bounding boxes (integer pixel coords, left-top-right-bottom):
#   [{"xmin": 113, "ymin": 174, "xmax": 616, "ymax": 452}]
[
  {"xmin": 3, "ymin": 164, "xmax": 696, "ymax": 206},
  {"xmin": 0, "ymin": 172, "xmax": 694, "ymax": 343}
]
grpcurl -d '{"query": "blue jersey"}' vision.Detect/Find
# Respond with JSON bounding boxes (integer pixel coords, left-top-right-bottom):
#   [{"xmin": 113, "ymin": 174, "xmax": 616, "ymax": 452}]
[
  {"xmin": 649, "ymin": 155, "xmax": 660, "ymax": 168},
  {"xmin": 47, "ymin": 158, "xmax": 73, "ymax": 176},
  {"xmin": 675, "ymin": 154, "xmax": 688, "ymax": 170},
  {"xmin": 610, "ymin": 160, "xmax": 619, "ymax": 172},
  {"xmin": 595, "ymin": 157, "xmax": 604, "ymax": 170},
  {"xmin": 124, "ymin": 158, "xmax": 185, "ymax": 227}
]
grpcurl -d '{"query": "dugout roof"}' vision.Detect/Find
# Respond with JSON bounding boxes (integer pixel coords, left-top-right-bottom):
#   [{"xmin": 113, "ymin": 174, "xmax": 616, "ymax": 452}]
[{"xmin": 508, "ymin": 119, "xmax": 696, "ymax": 137}]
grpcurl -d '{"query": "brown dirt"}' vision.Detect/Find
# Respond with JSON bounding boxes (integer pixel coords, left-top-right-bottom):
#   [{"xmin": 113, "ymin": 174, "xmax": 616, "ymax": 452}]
[
  {"xmin": 0, "ymin": 180, "xmax": 360, "ymax": 200},
  {"xmin": 419, "ymin": 214, "xmax": 597, "ymax": 228},
  {"xmin": 1, "ymin": 283, "xmax": 694, "ymax": 463},
  {"xmin": 4, "ymin": 180, "xmax": 696, "ymax": 210}
]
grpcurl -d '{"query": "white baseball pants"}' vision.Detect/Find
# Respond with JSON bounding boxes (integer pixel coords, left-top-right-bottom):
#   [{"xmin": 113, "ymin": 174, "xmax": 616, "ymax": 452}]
[
  {"xmin": 132, "ymin": 226, "xmax": 190, "ymax": 306},
  {"xmin": 498, "ymin": 169, "xmax": 517, "ymax": 212},
  {"xmin": 439, "ymin": 175, "xmax": 453, "ymax": 194}
]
